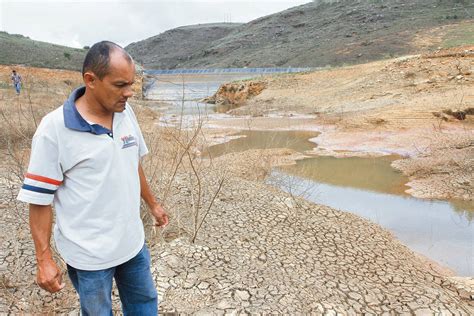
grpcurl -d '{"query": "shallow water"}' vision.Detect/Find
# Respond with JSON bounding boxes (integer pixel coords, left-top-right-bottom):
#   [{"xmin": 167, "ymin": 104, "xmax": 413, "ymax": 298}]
[
  {"xmin": 145, "ymin": 75, "xmax": 238, "ymax": 101},
  {"xmin": 145, "ymin": 73, "xmax": 267, "ymax": 116},
  {"xmin": 207, "ymin": 130, "xmax": 473, "ymax": 276},
  {"xmin": 149, "ymin": 74, "xmax": 474, "ymax": 276},
  {"xmin": 145, "ymin": 75, "xmax": 240, "ymax": 116},
  {"xmin": 267, "ymin": 171, "xmax": 473, "ymax": 276},
  {"xmin": 280, "ymin": 155, "xmax": 410, "ymax": 195},
  {"xmin": 205, "ymin": 130, "xmax": 320, "ymax": 158}
]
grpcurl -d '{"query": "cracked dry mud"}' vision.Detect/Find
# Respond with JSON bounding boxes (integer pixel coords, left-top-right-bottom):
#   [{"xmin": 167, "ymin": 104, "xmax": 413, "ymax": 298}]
[
  {"xmin": 152, "ymin": 175, "xmax": 473, "ymax": 314},
  {"xmin": 2, "ymin": 168, "xmax": 473, "ymax": 314}
]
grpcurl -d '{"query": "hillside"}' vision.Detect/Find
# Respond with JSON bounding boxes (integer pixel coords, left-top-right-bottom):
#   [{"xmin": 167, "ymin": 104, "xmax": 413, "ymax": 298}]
[
  {"xmin": 127, "ymin": 0, "xmax": 474, "ymax": 69},
  {"xmin": 0, "ymin": 32, "xmax": 86, "ymax": 71},
  {"xmin": 125, "ymin": 23, "xmax": 242, "ymax": 69}
]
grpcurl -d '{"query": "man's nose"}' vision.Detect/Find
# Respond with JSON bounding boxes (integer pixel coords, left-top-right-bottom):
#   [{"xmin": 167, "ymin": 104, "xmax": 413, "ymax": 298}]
[{"xmin": 123, "ymin": 86, "xmax": 134, "ymax": 98}]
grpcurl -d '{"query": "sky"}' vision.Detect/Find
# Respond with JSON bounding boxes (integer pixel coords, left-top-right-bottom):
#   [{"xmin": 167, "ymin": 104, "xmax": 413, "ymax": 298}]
[{"xmin": 0, "ymin": 0, "xmax": 311, "ymax": 48}]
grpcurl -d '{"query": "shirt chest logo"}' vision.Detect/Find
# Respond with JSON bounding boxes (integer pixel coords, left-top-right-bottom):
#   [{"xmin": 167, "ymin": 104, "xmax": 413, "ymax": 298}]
[{"xmin": 121, "ymin": 134, "xmax": 138, "ymax": 149}]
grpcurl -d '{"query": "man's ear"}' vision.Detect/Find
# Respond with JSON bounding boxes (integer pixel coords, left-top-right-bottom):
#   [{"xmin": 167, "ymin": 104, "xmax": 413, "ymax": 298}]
[{"xmin": 83, "ymin": 72, "xmax": 97, "ymax": 89}]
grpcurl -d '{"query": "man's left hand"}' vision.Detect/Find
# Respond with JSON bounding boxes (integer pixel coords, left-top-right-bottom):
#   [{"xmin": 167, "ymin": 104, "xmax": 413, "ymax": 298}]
[{"xmin": 150, "ymin": 204, "xmax": 169, "ymax": 227}]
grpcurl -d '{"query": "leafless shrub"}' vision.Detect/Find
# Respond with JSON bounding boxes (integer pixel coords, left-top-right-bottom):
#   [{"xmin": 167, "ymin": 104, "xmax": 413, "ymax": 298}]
[
  {"xmin": 139, "ymin": 81, "xmax": 228, "ymax": 245},
  {"xmin": 0, "ymin": 80, "xmax": 79, "ymax": 314}
]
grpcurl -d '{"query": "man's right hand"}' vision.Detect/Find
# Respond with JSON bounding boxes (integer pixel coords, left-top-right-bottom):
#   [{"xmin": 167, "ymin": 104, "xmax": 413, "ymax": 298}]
[{"xmin": 36, "ymin": 258, "xmax": 65, "ymax": 293}]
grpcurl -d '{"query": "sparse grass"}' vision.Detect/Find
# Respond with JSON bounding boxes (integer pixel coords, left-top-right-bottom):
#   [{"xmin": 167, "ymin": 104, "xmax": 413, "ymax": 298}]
[
  {"xmin": 0, "ymin": 79, "xmax": 79, "ymax": 313},
  {"xmin": 0, "ymin": 84, "xmax": 62, "ymax": 151},
  {"xmin": 442, "ymin": 23, "xmax": 474, "ymax": 48},
  {"xmin": 0, "ymin": 31, "xmax": 85, "ymax": 71}
]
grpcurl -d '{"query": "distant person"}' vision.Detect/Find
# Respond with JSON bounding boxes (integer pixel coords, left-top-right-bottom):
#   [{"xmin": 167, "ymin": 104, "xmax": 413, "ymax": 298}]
[
  {"xmin": 11, "ymin": 70, "xmax": 22, "ymax": 95},
  {"xmin": 17, "ymin": 41, "xmax": 169, "ymax": 315}
]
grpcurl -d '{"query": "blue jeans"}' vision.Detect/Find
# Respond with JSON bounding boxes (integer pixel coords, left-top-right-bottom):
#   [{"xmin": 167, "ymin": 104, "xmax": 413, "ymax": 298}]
[
  {"xmin": 14, "ymin": 82, "xmax": 21, "ymax": 94},
  {"xmin": 67, "ymin": 244, "xmax": 158, "ymax": 316}
]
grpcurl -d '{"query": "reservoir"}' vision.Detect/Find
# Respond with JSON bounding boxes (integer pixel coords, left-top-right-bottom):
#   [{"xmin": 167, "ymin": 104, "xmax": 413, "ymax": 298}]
[{"xmin": 147, "ymin": 71, "xmax": 473, "ymax": 276}]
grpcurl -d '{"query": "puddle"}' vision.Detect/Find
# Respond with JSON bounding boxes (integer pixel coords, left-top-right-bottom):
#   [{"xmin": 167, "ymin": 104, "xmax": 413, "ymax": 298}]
[
  {"xmin": 279, "ymin": 155, "xmax": 410, "ymax": 196},
  {"xmin": 205, "ymin": 130, "xmax": 320, "ymax": 158}
]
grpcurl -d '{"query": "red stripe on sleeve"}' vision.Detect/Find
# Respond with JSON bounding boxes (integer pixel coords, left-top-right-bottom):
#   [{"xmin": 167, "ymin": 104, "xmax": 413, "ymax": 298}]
[{"xmin": 25, "ymin": 173, "xmax": 62, "ymax": 186}]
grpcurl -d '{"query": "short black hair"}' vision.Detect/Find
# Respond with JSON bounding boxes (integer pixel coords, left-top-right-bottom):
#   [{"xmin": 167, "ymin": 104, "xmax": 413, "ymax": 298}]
[{"xmin": 82, "ymin": 41, "xmax": 132, "ymax": 79}]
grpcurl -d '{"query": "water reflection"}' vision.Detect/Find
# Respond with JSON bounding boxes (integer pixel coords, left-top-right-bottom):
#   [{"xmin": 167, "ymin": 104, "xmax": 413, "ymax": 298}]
[
  {"xmin": 267, "ymin": 171, "xmax": 473, "ymax": 276},
  {"xmin": 145, "ymin": 73, "xmax": 266, "ymax": 116},
  {"xmin": 451, "ymin": 200, "xmax": 474, "ymax": 221}
]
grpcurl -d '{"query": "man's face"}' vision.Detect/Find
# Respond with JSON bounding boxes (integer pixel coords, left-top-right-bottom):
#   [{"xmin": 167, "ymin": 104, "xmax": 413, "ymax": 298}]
[{"xmin": 91, "ymin": 51, "xmax": 136, "ymax": 113}]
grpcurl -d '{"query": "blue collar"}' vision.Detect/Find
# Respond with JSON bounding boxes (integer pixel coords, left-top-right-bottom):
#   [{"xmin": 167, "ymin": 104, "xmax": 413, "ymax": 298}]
[{"xmin": 63, "ymin": 87, "xmax": 112, "ymax": 135}]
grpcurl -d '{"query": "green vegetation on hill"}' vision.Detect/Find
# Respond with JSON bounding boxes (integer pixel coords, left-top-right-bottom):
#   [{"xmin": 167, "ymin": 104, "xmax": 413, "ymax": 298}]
[
  {"xmin": 126, "ymin": 23, "xmax": 242, "ymax": 69},
  {"xmin": 0, "ymin": 32, "xmax": 86, "ymax": 71},
  {"xmin": 443, "ymin": 23, "xmax": 474, "ymax": 48},
  {"xmin": 127, "ymin": 0, "xmax": 474, "ymax": 69}
]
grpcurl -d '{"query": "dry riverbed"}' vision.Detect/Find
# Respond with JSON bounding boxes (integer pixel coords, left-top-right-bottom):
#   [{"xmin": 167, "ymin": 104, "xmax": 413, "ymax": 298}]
[{"xmin": 1, "ymin": 51, "xmax": 473, "ymax": 314}]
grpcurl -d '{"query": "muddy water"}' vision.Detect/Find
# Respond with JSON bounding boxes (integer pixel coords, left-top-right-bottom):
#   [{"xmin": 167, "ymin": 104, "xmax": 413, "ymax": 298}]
[
  {"xmin": 267, "ymin": 171, "xmax": 473, "ymax": 276},
  {"xmin": 207, "ymin": 130, "xmax": 473, "ymax": 276},
  {"xmin": 145, "ymin": 73, "xmax": 266, "ymax": 115},
  {"xmin": 279, "ymin": 155, "xmax": 410, "ymax": 195},
  {"xmin": 205, "ymin": 130, "xmax": 320, "ymax": 158},
  {"xmin": 145, "ymin": 74, "xmax": 247, "ymax": 101}
]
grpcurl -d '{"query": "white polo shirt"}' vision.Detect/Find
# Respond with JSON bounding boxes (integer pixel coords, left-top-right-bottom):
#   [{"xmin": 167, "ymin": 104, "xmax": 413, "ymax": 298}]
[{"xmin": 17, "ymin": 87, "xmax": 148, "ymax": 270}]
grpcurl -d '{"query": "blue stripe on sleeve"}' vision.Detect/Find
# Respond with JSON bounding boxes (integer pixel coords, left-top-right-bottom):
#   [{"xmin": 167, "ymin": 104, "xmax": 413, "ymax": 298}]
[{"xmin": 22, "ymin": 184, "xmax": 56, "ymax": 195}]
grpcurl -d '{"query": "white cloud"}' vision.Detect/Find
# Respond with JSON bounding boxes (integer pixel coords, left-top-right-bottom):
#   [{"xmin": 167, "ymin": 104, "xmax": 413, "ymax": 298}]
[{"xmin": 0, "ymin": 0, "xmax": 311, "ymax": 48}]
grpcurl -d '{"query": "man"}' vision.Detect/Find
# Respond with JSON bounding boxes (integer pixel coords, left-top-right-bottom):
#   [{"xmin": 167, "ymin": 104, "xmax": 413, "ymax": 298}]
[
  {"xmin": 17, "ymin": 41, "xmax": 169, "ymax": 315},
  {"xmin": 11, "ymin": 70, "xmax": 22, "ymax": 95}
]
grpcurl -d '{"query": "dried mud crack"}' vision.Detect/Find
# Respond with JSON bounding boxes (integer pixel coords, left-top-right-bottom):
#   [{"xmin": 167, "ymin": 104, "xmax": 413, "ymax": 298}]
[{"xmin": 151, "ymin": 173, "xmax": 473, "ymax": 314}]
